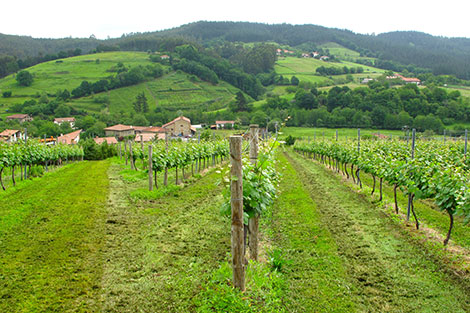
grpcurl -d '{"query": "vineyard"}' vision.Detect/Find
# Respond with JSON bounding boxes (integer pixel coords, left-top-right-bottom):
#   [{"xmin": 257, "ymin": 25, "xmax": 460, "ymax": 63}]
[
  {"xmin": 1, "ymin": 130, "xmax": 470, "ymax": 312},
  {"xmin": 294, "ymin": 136, "xmax": 470, "ymax": 246},
  {"xmin": 0, "ymin": 140, "xmax": 83, "ymax": 190}
]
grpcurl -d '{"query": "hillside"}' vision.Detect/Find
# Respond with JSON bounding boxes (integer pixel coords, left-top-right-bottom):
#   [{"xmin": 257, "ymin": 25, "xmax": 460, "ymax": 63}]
[
  {"xmin": 2, "ymin": 21, "xmax": 470, "ymax": 80},
  {"xmin": 0, "ymin": 51, "xmax": 241, "ymax": 119}
]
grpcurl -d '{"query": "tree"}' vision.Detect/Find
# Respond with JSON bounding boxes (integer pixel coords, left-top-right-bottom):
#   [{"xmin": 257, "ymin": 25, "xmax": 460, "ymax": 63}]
[
  {"xmin": 16, "ymin": 70, "xmax": 33, "ymax": 86},
  {"xmin": 230, "ymin": 91, "xmax": 250, "ymax": 112},
  {"xmin": 291, "ymin": 76, "xmax": 300, "ymax": 86},
  {"xmin": 133, "ymin": 92, "xmax": 148, "ymax": 113}
]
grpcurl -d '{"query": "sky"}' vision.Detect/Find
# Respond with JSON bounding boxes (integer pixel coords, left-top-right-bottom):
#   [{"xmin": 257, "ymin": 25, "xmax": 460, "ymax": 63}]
[{"xmin": 2, "ymin": 0, "xmax": 470, "ymax": 39}]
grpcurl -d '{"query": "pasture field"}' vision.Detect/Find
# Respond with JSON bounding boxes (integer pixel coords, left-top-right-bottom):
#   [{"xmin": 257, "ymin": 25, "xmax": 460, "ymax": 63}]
[
  {"xmin": 69, "ymin": 72, "xmax": 240, "ymax": 114},
  {"xmin": 281, "ymin": 126, "xmax": 404, "ymax": 139},
  {"xmin": 318, "ymin": 42, "xmax": 361, "ymax": 58}
]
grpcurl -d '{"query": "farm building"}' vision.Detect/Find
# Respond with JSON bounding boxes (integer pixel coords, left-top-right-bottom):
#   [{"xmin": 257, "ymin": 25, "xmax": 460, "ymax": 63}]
[
  {"xmin": 54, "ymin": 117, "xmax": 76, "ymax": 128},
  {"xmin": 215, "ymin": 120, "xmax": 235, "ymax": 129},
  {"xmin": 163, "ymin": 116, "xmax": 195, "ymax": 136},
  {"xmin": 0, "ymin": 129, "xmax": 24, "ymax": 142},
  {"xmin": 94, "ymin": 137, "xmax": 118, "ymax": 145},
  {"xmin": 6, "ymin": 114, "xmax": 33, "ymax": 123},
  {"xmin": 104, "ymin": 124, "xmax": 135, "ymax": 137},
  {"xmin": 57, "ymin": 130, "xmax": 82, "ymax": 145}
]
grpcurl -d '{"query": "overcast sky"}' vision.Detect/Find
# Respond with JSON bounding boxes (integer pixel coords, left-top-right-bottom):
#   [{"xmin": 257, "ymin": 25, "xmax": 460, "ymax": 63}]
[{"xmin": 2, "ymin": 0, "xmax": 469, "ymax": 39}]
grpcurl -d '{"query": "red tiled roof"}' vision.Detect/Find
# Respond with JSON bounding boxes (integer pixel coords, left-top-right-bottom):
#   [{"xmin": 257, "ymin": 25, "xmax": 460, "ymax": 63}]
[
  {"xmin": 143, "ymin": 126, "xmax": 167, "ymax": 133},
  {"xmin": 132, "ymin": 126, "xmax": 148, "ymax": 131},
  {"xmin": 134, "ymin": 133, "xmax": 156, "ymax": 142},
  {"xmin": 57, "ymin": 130, "xmax": 82, "ymax": 145},
  {"xmin": 104, "ymin": 124, "xmax": 133, "ymax": 131},
  {"xmin": 94, "ymin": 137, "xmax": 118, "ymax": 145},
  {"xmin": 54, "ymin": 117, "xmax": 75, "ymax": 123},
  {"xmin": 0, "ymin": 129, "xmax": 20, "ymax": 137},
  {"xmin": 162, "ymin": 116, "xmax": 191, "ymax": 128},
  {"xmin": 7, "ymin": 114, "xmax": 29, "ymax": 119}
]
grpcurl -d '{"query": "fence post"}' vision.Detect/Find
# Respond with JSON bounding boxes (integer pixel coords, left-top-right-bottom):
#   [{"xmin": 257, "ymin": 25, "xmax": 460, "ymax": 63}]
[
  {"xmin": 164, "ymin": 133, "xmax": 168, "ymax": 186},
  {"xmin": 124, "ymin": 141, "xmax": 128, "ymax": 166},
  {"xmin": 248, "ymin": 125, "xmax": 259, "ymax": 261},
  {"xmin": 148, "ymin": 145, "xmax": 153, "ymax": 191},
  {"xmin": 336, "ymin": 129, "xmax": 338, "ymax": 141},
  {"xmin": 141, "ymin": 135, "xmax": 145, "ymax": 169},
  {"xmin": 230, "ymin": 136, "xmax": 245, "ymax": 291},
  {"xmin": 129, "ymin": 141, "xmax": 135, "ymax": 170},
  {"xmin": 407, "ymin": 128, "xmax": 416, "ymax": 221},
  {"xmin": 118, "ymin": 141, "xmax": 122, "ymax": 160}
]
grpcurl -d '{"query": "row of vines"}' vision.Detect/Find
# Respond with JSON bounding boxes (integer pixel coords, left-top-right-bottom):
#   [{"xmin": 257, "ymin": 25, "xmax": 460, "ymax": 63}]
[
  {"xmin": 294, "ymin": 138, "xmax": 470, "ymax": 245},
  {"xmin": 0, "ymin": 140, "xmax": 84, "ymax": 190}
]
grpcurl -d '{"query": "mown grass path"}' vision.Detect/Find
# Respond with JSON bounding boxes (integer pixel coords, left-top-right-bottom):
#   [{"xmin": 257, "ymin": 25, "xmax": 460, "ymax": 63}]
[
  {"xmin": 285, "ymin": 151, "xmax": 470, "ymax": 312},
  {"xmin": 100, "ymin": 161, "xmax": 229, "ymax": 312},
  {"xmin": 0, "ymin": 161, "xmax": 110, "ymax": 312}
]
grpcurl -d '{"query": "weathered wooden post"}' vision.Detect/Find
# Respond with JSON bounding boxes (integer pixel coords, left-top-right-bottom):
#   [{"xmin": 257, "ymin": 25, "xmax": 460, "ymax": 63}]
[
  {"xmin": 164, "ymin": 133, "xmax": 168, "ymax": 186},
  {"xmin": 248, "ymin": 124, "xmax": 259, "ymax": 261},
  {"xmin": 129, "ymin": 141, "xmax": 135, "ymax": 170},
  {"xmin": 148, "ymin": 145, "xmax": 153, "ymax": 191},
  {"xmin": 141, "ymin": 135, "xmax": 145, "ymax": 169},
  {"xmin": 407, "ymin": 128, "xmax": 416, "ymax": 222},
  {"xmin": 230, "ymin": 136, "xmax": 245, "ymax": 291},
  {"xmin": 118, "ymin": 141, "xmax": 122, "ymax": 160},
  {"xmin": 124, "ymin": 141, "xmax": 128, "ymax": 166},
  {"xmin": 336, "ymin": 129, "xmax": 338, "ymax": 141}
]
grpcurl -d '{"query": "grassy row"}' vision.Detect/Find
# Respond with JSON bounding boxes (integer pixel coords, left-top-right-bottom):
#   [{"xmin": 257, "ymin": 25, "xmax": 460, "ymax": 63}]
[
  {"xmin": 287, "ymin": 150, "xmax": 470, "ymax": 312},
  {"xmin": 0, "ymin": 160, "xmax": 110, "ymax": 312}
]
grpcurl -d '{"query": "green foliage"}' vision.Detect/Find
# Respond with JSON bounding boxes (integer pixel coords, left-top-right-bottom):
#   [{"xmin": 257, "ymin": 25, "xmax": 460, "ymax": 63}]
[
  {"xmin": 2, "ymin": 91, "xmax": 12, "ymax": 98},
  {"xmin": 267, "ymin": 248, "xmax": 291, "ymax": 272},
  {"xmin": 195, "ymin": 260, "xmax": 286, "ymax": 312},
  {"xmin": 16, "ymin": 70, "xmax": 33, "ymax": 86},
  {"xmin": 80, "ymin": 138, "xmax": 116, "ymax": 160}
]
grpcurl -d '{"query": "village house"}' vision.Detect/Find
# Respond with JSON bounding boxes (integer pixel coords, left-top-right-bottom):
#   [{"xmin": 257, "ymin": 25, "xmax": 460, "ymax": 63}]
[
  {"xmin": 0, "ymin": 129, "xmax": 24, "ymax": 142},
  {"xmin": 54, "ymin": 117, "xmax": 76, "ymax": 128},
  {"xmin": 94, "ymin": 137, "xmax": 118, "ymax": 145},
  {"xmin": 160, "ymin": 55, "xmax": 170, "ymax": 60},
  {"xmin": 6, "ymin": 114, "xmax": 33, "ymax": 123},
  {"xmin": 104, "ymin": 124, "xmax": 135, "ymax": 137},
  {"xmin": 57, "ymin": 130, "xmax": 82, "ymax": 145},
  {"xmin": 215, "ymin": 120, "xmax": 235, "ymax": 129},
  {"xmin": 386, "ymin": 74, "xmax": 421, "ymax": 85},
  {"xmin": 163, "ymin": 116, "xmax": 195, "ymax": 136},
  {"xmin": 320, "ymin": 56, "xmax": 330, "ymax": 61}
]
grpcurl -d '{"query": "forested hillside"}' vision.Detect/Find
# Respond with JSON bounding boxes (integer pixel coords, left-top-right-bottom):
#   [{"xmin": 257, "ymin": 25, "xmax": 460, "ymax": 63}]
[{"xmin": 3, "ymin": 21, "xmax": 470, "ymax": 79}]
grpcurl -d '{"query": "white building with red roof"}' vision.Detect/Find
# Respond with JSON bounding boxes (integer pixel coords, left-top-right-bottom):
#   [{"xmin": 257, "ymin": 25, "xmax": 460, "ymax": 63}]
[
  {"xmin": 57, "ymin": 130, "xmax": 82, "ymax": 145},
  {"xmin": 0, "ymin": 129, "xmax": 24, "ymax": 142},
  {"xmin": 215, "ymin": 120, "xmax": 235, "ymax": 129},
  {"xmin": 54, "ymin": 117, "xmax": 76, "ymax": 128}
]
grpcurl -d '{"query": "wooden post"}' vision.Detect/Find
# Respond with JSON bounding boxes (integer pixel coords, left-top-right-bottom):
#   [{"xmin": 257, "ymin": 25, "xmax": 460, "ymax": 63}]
[
  {"xmin": 148, "ymin": 145, "xmax": 153, "ymax": 191},
  {"xmin": 118, "ymin": 142, "xmax": 122, "ymax": 160},
  {"xmin": 336, "ymin": 129, "xmax": 338, "ymax": 141},
  {"xmin": 230, "ymin": 136, "xmax": 245, "ymax": 291},
  {"xmin": 124, "ymin": 141, "xmax": 128, "ymax": 165},
  {"xmin": 129, "ymin": 141, "xmax": 135, "ymax": 170},
  {"xmin": 141, "ymin": 135, "xmax": 144, "ymax": 169},
  {"xmin": 248, "ymin": 125, "xmax": 259, "ymax": 261},
  {"xmin": 407, "ymin": 128, "xmax": 416, "ymax": 221},
  {"xmin": 164, "ymin": 133, "xmax": 168, "ymax": 186}
]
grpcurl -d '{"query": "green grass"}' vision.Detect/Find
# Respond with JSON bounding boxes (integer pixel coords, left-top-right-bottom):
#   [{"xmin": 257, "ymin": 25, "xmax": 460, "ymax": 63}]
[
  {"xmin": 0, "ymin": 52, "xmax": 241, "ymax": 116},
  {"xmin": 266, "ymin": 152, "xmax": 357, "ymax": 311},
  {"xmin": 287, "ymin": 151, "xmax": 470, "ymax": 311},
  {"xmin": 0, "ymin": 52, "xmax": 153, "ymax": 111},
  {"xmin": 0, "ymin": 160, "xmax": 110, "ymax": 312},
  {"xmin": 281, "ymin": 127, "xmax": 404, "ymax": 139},
  {"xmin": 319, "ymin": 42, "xmax": 361, "ymax": 58}
]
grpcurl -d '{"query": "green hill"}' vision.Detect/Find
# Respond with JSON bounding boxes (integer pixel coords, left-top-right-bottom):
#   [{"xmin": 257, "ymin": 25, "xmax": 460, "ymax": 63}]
[{"xmin": 0, "ymin": 51, "xmax": 241, "ymax": 117}]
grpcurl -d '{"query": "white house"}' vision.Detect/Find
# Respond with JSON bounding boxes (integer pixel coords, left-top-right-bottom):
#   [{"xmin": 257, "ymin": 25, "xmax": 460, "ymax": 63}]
[
  {"xmin": 54, "ymin": 117, "xmax": 76, "ymax": 128},
  {"xmin": 0, "ymin": 129, "xmax": 23, "ymax": 142}
]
